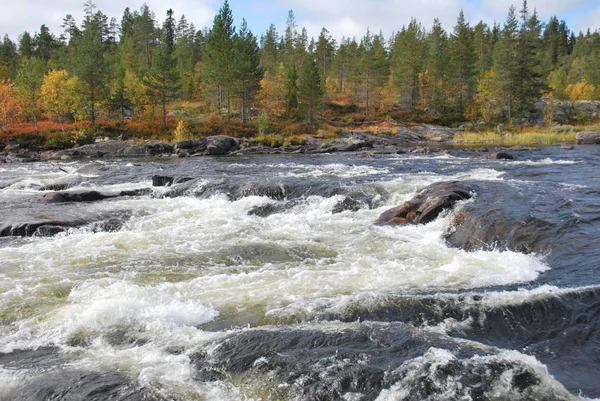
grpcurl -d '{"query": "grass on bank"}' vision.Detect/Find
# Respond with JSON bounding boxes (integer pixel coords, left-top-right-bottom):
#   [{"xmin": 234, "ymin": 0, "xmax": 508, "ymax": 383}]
[{"xmin": 454, "ymin": 130, "xmax": 577, "ymax": 146}]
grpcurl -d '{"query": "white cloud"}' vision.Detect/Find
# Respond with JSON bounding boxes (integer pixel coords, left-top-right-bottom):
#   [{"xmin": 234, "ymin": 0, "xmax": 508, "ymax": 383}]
[
  {"xmin": 283, "ymin": 0, "xmax": 464, "ymax": 41},
  {"xmin": 577, "ymin": 6, "xmax": 600, "ymax": 33},
  {"xmin": 481, "ymin": 0, "xmax": 583, "ymax": 17},
  {"xmin": 1, "ymin": 0, "xmax": 596, "ymax": 45},
  {"xmin": 0, "ymin": 0, "xmax": 215, "ymax": 41}
]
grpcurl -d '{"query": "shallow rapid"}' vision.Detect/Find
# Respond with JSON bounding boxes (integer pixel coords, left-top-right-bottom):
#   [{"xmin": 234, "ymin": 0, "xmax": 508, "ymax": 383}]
[{"xmin": 1, "ymin": 147, "xmax": 599, "ymax": 400}]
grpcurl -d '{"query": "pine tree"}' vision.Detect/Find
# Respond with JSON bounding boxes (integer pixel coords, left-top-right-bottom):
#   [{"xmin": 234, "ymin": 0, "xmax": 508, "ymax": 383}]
[
  {"xmin": 0, "ymin": 35, "xmax": 18, "ymax": 80},
  {"xmin": 15, "ymin": 57, "xmax": 46, "ymax": 129},
  {"xmin": 284, "ymin": 64, "xmax": 298, "ymax": 119},
  {"xmin": 359, "ymin": 30, "xmax": 389, "ymax": 116},
  {"xmin": 513, "ymin": 2, "xmax": 545, "ymax": 118},
  {"xmin": 315, "ymin": 28, "xmax": 336, "ymax": 78},
  {"xmin": 424, "ymin": 19, "xmax": 448, "ymax": 113},
  {"xmin": 472, "ymin": 22, "xmax": 493, "ymax": 74},
  {"xmin": 145, "ymin": 9, "xmax": 180, "ymax": 129},
  {"xmin": 18, "ymin": 32, "xmax": 34, "ymax": 59},
  {"xmin": 73, "ymin": 1, "xmax": 107, "ymax": 123},
  {"xmin": 450, "ymin": 10, "xmax": 476, "ymax": 118},
  {"xmin": 298, "ymin": 54, "xmax": 324, "ymax": 126},
  {"xmin": 493, "ymin": 5, "xmax": 519, "ymax": 122},
  {"xmin": 259, "ymin": 24, "xmax": 279, "ymax": 78},
  {"xmin": 34, "ymin": 25, "xmax": 57, "ymax": 61},
  {"xmin": 391, "ymin": 19, "xmax": 426, "ymax": 111},
  {"xmin": 204, "ymin": 0, "xmax": 235, "ymax": 116},
  {"xmin": 494, "ymin": 1, "xmax": 546, "ymax": 122},
  {"xmin": 232, "ymin": 20, "xmax": 262, "ymax": 122}
]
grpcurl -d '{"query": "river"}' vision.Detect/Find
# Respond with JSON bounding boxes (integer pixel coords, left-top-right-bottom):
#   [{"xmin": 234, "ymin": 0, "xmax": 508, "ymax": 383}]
[{"xmin": 0, "ymin": 147, "xmax": 599, "ymax": 400}]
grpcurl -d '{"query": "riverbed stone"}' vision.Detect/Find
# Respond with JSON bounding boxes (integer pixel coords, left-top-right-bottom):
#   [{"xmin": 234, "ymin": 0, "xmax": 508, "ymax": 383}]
[{"xmin": 376, "ymin": 181, "xmax": 472, "ymax": 226}]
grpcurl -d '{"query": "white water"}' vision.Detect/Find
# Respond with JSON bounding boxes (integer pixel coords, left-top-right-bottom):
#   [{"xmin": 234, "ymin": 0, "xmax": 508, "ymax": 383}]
[{"xmin": 0, "ymin": 157, "xmax": 585, "ymax": 400}]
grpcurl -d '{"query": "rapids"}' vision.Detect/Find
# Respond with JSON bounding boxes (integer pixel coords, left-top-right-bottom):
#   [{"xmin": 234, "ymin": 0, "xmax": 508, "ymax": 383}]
[{"xmin": 1, "ymin": 146, "xmax": 599, "ymax": 400}]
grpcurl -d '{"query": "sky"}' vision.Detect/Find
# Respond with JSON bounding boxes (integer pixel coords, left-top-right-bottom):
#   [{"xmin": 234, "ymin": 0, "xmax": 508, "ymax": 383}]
[{"xmin": 1, "ymin": 0, "xmax": 599, "ymax": 44}]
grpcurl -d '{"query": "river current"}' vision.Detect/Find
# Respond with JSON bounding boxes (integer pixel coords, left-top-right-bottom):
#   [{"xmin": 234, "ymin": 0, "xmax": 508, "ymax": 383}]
[{"xmin": 0, "ymin": 147, "xmax": 599, "ymax": 400}]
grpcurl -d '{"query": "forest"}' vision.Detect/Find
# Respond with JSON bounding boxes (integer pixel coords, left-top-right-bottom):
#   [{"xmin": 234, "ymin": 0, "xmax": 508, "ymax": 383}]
[{"xmin": 0, "ymin": 0, "xmax": 599, "ymax": 146}]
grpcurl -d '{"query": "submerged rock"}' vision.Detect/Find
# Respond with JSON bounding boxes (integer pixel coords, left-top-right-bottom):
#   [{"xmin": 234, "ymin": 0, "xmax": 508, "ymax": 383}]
[
  {"xmin": 446, "ymin": 210, "xmax": 554, "ymax": 254},
  {"xmin": 152, "ymin": 175, "xmax": 193, "ymax": 187},
  {"xmin": 474, "ymin": 152, "xmax": 515, "ymax": 160},
  {"xmin": 376, "ymin": 181, "xmax": 472, "ymax": 225},
  {"xmin": 0, "ymin": 219, "xmax": 88, "ymax": 237},
  {"xmin": 191, "ymin": 322, "xmax": 575, "ymax": 401},
  {"xmin": 3, "ymin": 369, "xmax": 164, "ymax": 401},
  {"xmin": 43, "ymin": 190, "xmax": 117, "ymax": 203},
  {"xmin": 378, "ymin": 180, "xmax": 561, "ymax": 255},
  {"xmin": 44, "ymin": 189, "xmax": 151, "ymax": 203}
]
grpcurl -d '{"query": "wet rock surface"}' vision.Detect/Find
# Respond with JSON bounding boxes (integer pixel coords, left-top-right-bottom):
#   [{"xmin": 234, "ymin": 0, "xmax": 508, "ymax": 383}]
[
  {"xmin": 43, "ymin": 188, "xmax": 151, "ymax": 203},
  {"xmin": 377, "ymin": 180, "xmax": 565, "ymax": 256},
  {"xmin": 192, "ymin": 322, "xmax": 574, "ymax": 401},
  {"xmin": 152, "ymin": 175, "xmax": 193, "ymax": 187},
  {"xmin": 443, "ymin": 182, "xmax": 558, "ymax": 254},
  {"xmin": 0, "ymin": 218, "xmax": 89, "ymax": 237},
  {"xmin": 42, "ymin": 140, "xmax": 174, "ymax": 159},
  {"xmin": 376, "ymin": 181, "xmax": 472, "ymax": 226},
  {"xmin": 0, "ymin": 348, "xmax": 165, "ymax": 401}
]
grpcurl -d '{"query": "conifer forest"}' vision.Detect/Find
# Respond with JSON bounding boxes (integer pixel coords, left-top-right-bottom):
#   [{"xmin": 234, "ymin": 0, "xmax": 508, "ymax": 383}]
[{"xmin": 0, "ymin": 0, "xmax": 599, "ymax": 143}]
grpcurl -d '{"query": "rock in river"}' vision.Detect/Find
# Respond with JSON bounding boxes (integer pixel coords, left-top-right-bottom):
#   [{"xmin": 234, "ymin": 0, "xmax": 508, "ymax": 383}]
[{"xmin": 376, "ymin": 181, "xmax": 472, "ymax": 225}]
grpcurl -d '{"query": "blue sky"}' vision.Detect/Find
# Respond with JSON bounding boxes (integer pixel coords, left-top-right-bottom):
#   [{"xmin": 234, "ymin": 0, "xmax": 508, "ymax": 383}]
[{"xmin": 1, "ymin": 0, "xmax": 599, "ymax": 43}]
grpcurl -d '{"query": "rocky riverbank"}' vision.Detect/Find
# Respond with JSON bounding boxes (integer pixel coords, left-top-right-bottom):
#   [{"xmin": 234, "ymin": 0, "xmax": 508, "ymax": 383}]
[
  {"xmin": 2, "ymin": 121, "xmax": 598, "ymax": 163},
  {"xmin": 0, "ymin": 124, "xmax": 459, "ymax": 163}
]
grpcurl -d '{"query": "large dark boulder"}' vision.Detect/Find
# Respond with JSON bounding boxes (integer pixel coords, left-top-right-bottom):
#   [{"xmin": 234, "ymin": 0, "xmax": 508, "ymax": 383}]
[
  {"xmin": 205, "ymin": 135, "xmax": 239, "ymax": 155},
  {"xmin": 174, "ymin": 138, "xmax": 208, "ymax": 155},
  {"xmin": 49, "ymin": 140, "xmax": 174, "ymax": 159},
  {"xmin": 319, "ymin": 137, "xmax": 373, "ymax": 152},
  {"xmin": 121, "ymin": 140, "xmax": 173, "ymax": 157},
  {"xmin": 376, "ymin": 181, "xmax": 472, "ymax": 225},
  {"xmin": 576, "ymin": 131, "xmax": 600, "ymax": 145},
  {"xmin": 396, "ymin": 125, "xmax": 427, "ymax": 143}
]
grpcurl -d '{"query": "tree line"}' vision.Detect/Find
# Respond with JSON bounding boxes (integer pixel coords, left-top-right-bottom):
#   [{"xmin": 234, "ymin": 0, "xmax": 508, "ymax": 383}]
[{"xmin": 1, "ymin": 0, "xmax": 600, "ymax": 133}]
